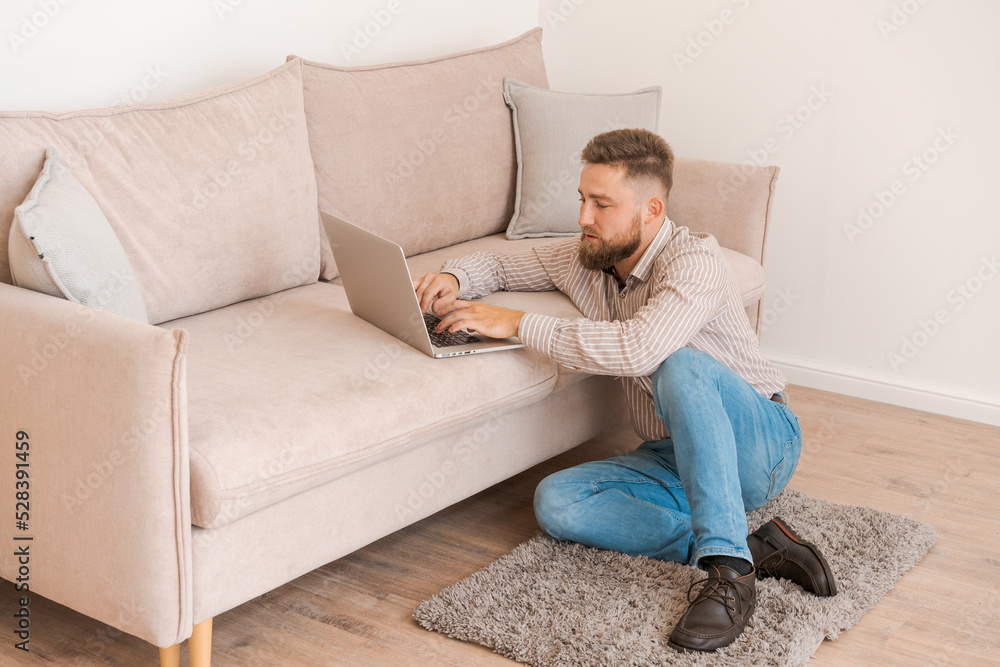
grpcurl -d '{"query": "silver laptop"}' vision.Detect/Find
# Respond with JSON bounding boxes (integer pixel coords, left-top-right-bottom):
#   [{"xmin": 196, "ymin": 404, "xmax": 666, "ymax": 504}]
[{"xmin": 321, "ymin": 211, "xmax": 525, "ymax": 358}]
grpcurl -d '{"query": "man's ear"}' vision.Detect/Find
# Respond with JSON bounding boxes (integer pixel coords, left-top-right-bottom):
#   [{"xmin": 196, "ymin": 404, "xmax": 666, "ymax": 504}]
[{"xmin": 642, "ymin": 195, "xmax": 665, "ymax": 224}]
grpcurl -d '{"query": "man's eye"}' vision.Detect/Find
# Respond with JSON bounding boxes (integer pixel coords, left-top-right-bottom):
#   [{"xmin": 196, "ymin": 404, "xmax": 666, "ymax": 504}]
[{"xmin": 596, "ymin": 203, "xmax": 609, "ymax": 209}]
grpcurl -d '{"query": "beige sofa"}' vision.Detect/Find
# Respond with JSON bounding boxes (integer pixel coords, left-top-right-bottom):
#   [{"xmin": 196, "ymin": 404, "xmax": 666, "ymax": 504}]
[{"xmin": 0, "ymin": 29, "xmax": 779, "ymax": 665}]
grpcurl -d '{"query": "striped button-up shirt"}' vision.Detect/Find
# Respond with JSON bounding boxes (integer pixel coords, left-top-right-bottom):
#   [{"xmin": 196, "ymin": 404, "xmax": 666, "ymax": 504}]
[{"xmin": 441, "ymin": 218, "xmax": 787, "ymax": 442}]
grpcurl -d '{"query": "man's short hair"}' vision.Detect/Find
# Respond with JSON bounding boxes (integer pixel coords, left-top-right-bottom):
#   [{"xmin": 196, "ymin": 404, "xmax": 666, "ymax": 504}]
[{"xmin": 581, "ymin": 129, "xmax": 674, "ymax": 204}]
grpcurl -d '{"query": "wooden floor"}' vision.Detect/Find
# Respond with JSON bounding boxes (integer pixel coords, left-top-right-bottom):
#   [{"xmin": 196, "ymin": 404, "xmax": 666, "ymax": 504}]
[{"xmin": 3, "ymin": 385, "xmax": 999, "ymax": 666}]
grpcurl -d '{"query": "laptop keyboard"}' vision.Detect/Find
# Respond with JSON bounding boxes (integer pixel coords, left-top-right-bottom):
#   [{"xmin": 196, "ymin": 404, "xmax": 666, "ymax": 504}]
[{"xmin": 423, "ymin": 312, "xmax": 478, "ymax": 347}]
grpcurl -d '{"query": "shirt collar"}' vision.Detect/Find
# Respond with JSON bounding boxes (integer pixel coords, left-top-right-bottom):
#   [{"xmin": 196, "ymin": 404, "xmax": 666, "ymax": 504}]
[
  {"xmin": 624, "ymin": 217, "xmax": 675, "ymax": 284},
  {"xmin": 601, "ymin": 264, "xmax": 625, "ymax": 289}
]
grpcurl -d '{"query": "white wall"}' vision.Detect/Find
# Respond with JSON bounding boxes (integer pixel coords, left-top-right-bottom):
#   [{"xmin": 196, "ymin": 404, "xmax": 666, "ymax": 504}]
[
  {"xmin": 3, "ymin": 1, "xmax": 997, "ymax": 425},
  {"xmin": 1, "ymin": 0, "xmax": 537, "ymax": 110},
  {"xmin": 541, "ymin": 0, "xmax": 1000, "ymax": 426}
]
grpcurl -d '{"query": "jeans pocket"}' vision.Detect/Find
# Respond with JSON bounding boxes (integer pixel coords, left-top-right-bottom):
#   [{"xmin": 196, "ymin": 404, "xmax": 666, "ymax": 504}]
[
  {"xmin": 766, "ymin": 440, "xmax": 794, "ymax": 500},
  {"xmin": 775, "ymin": 401, "xmax": 802, "ymax": 435}
]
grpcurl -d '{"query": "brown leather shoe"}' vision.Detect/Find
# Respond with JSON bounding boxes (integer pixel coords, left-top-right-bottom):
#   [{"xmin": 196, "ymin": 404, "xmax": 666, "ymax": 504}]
[
  {"xmin": 667, "ymin": 564, "xmax": 756, "ymax": 653},
  {"xmin": 748, "ymin": 517, "xmax": 837, "ymax": 597}
]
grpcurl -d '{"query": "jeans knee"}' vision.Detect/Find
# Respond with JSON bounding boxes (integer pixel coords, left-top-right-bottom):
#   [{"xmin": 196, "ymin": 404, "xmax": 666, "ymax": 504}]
[
  {"xmin": 652, "ymin": 348, "xmax": 704, "ymax": 389},
  {"xmin": 533, "ymin": 473, "xmax": 563, "ymax": 534},
  {"xmin": 651, "ymin": 348, "xmax": 715, "ymax": 417},
  {"xmin": 533, "ymin": 470, "xmax": 587, "ymax": 540}
]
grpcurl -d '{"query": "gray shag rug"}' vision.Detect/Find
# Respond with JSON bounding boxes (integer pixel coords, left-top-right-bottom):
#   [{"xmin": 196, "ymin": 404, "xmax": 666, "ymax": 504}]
[{"xmin": 414, "ymin": 489, "xmax": 938, "ymax": 666}]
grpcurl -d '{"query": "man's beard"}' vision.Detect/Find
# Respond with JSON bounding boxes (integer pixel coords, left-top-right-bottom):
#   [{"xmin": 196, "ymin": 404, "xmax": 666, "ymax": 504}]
[{"xmin": 577, "ymin": 212, "xmax": 643, "ymax": 271}]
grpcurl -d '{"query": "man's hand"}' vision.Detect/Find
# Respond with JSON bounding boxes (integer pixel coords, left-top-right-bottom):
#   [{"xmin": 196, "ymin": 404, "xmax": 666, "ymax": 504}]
[
  {"xmin": 413, "ymin": 272, "xmax": 460, "ymax": 315},
  {"xmin": 434, "ymin": 300, "xmax": 524, "ymax": 340}
]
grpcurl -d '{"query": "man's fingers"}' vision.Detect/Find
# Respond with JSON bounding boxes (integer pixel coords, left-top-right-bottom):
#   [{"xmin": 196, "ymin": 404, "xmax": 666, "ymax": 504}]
[
  {"xmin": 429, "ymin": 281, "xmax": 455, "ymax": 313},
  {"xmin": 432, "ymin": 294, "xmax": 459, "ymax": 316},
  {"xmin": 434, "ymin": 302, "xmax": 523, "ymax": 339},
  {"xmin": 435, "ymin": 301, "xmax": 472, "ymax": 332},
  {"xmin": 413, "ymin": 274, "xmax": 428, "ymax": 304},
  {"xmin": 416, "ymin": 275, "xmax": 440, "ymax": 313},
  {"xmin": 435, "ymin": 312, "xmax": 457, "ymax": 333},
  {"xmin": 414, "ymin": 273, "xmax": 460, "ymax": 314},
  {"xmin": 420, "ymin": 288, "xmax": 435, "ymax": 314}
]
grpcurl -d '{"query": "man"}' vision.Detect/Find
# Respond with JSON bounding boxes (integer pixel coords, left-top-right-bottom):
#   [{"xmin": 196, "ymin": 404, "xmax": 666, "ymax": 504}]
[{"xmin": 413, "ymin": 129, "xmax": 836, "ymax": 653}]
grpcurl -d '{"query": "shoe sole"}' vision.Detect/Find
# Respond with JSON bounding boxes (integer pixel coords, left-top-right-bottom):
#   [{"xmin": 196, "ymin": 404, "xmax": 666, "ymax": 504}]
[{"xmin": 770, "ymin": 517, "xmax": 838, "ymax": 596}]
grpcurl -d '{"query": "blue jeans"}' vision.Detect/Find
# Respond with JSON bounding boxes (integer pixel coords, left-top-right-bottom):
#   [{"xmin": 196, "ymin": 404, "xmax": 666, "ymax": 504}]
[{"xmin": 534, "ymin": 347, "xmax": 802, "ymax": 568}]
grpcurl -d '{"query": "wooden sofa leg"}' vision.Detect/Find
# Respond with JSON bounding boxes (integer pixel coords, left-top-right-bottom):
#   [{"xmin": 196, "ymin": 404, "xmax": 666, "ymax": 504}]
[
  {"xmin": 158, "ymin": 617, "xmax": 212, "ymax": 667},
  {"xmin": 190, "ymin": 618, "xmax": 213, "ymax": 666},
  {"xmin": 159, "ymin": 643, "xmax": 180, "ymax": 667}
]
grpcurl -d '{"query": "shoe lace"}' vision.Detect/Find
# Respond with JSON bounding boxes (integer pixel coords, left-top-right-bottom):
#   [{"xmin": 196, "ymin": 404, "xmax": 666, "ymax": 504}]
[
  {"xmin": 686, "ymin": 574, "xmax": 753, "ymax": 616},
  {"xmin": 757, "ymin": 537, "xmax": 789, "ymax": 578}
]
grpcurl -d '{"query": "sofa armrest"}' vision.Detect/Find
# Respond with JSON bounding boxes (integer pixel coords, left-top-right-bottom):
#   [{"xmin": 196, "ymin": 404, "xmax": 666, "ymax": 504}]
[
  {"xmin": 0, "ymin": 283, "xmax": 192, "ymax": 648},
  {"xmin": 667, "ymin": 157, "xmax": 780, "ymax": 334},
  {"xmin": 668, "ymin": 157, "xmax": 779, "ymax": 266}
]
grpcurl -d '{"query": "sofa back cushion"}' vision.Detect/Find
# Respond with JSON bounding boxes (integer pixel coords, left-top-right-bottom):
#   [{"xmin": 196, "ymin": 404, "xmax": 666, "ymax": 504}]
[
  {"xmin": 297, "ymin": 28, "xmax": 548, "ymax": 280},
  {"xmin": 0, "ymin": 59, "xmax": 320, "ymax": 324}
]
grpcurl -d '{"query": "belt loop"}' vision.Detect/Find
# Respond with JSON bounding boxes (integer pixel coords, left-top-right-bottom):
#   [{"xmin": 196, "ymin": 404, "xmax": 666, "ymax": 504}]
[{"xmin": 770, "ymin": 391, "xmax": 788, "ymax": 405}]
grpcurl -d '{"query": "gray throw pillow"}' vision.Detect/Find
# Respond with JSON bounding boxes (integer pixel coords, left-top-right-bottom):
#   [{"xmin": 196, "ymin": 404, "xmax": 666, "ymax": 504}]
[
  {"xmin": 503, "ymin": 78, "xmax": 662, "ymax": 240},
  {"xmin": 8, "ymin": 148, "xmax": 149, "ymax": 322}
]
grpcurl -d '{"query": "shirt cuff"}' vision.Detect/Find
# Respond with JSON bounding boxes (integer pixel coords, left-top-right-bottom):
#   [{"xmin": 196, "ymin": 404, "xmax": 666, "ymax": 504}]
[
  {"xmin": 517, "ymin": 312, "xmax": 561, "ymax": 358},
  {"xmin": 440, "ymin": 268, "xmax": 469, "ymax": 298}
]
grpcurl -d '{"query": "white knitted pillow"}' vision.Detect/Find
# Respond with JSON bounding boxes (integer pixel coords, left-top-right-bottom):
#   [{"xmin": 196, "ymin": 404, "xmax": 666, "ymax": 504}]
[{"xmin": 8, "ymin": 148, "xmax": 148, "ymax": 322}]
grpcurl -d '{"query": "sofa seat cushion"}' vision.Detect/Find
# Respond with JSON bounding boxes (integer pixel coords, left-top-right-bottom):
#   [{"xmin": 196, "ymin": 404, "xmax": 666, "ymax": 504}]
[
  {"xmin": 719, "ymin": 245, "xmax": 767, "ymax": 304},
  {"xmin": 165, "ymin": 281, "xmax": 559, "ymax": 529}
]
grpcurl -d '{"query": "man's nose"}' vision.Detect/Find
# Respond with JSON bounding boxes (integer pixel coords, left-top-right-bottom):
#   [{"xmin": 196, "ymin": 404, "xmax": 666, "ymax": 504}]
[{"xmin": 579, "ymin": 206, "xmax": 594, "ymax": 229}]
